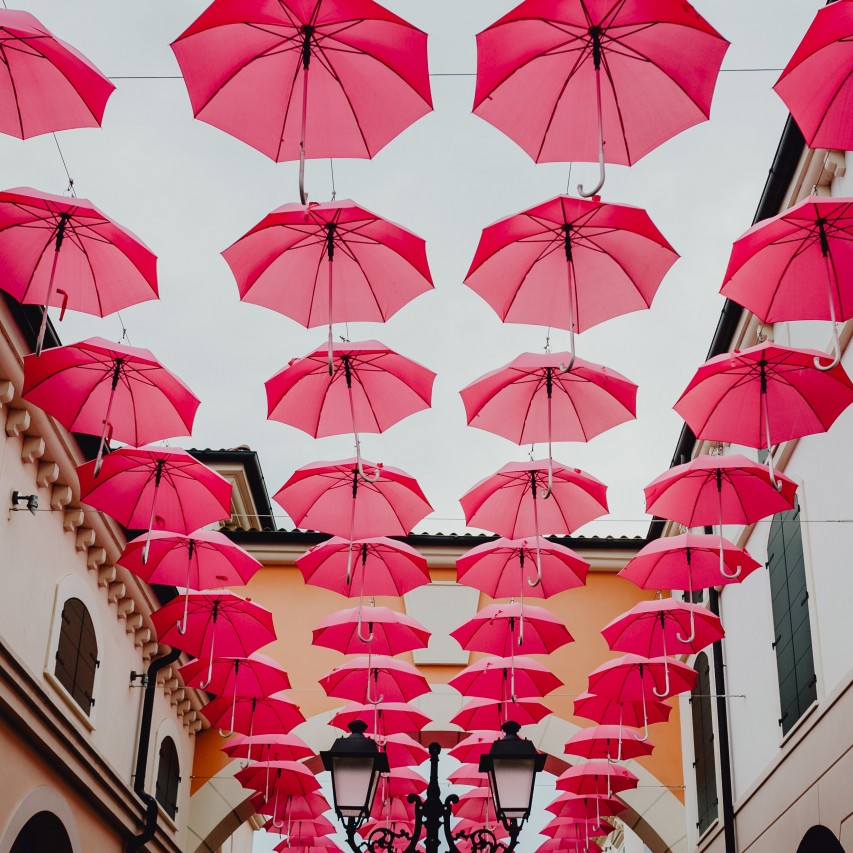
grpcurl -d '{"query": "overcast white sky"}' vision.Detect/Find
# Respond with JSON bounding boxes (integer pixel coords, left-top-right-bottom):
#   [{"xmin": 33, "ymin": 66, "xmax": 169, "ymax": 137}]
[{"xmin": 0, "ymin": 0, "xmax": 823, "ymax": 848}]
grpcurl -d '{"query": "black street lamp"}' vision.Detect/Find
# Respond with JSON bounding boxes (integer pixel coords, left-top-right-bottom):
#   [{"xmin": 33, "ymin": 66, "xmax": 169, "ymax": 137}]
[{"xmin": 322, "ymin": 721, "xmax": 546, "ymax": 853}]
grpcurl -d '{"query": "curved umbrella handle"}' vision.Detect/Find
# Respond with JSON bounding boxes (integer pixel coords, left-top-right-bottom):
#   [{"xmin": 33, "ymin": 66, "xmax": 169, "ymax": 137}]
[
  {"xmin": 761, "ymin": 390, "xmax": 784, "ymax": 492},
  {"xmin": 634, "ymin": 691, "xmax": 650, "ymax": 742},
  {"xmin": 357, "ymin": 449, "xmax": 381, "ymax": 483},
  {"xmin": 719, "ymin": 532, "xmax": 742, "ymax": 580},
  {"xmin": 652, "ymin": 658, "xmax": 670, "ymax": 699},
  {"xmin": 36, "ymin": 248, "xmax": 63, "ymax": 357},
  {"xmin": 94, "ymin": 422, "xmax": 113, "ymax": 478},
  {"xmin": 366, "ymin": 680, "xmax": 385, "ymax": 705},
  {"xmin": 356, "ymin": 605, "xmax": 375, "ymax": 644},
  {"xmin": 558, "ymin": 325, "xmax": 576, "ymax": 374},
  {"xmin": 527, "ymin": 536, "xmax": 543, "ymax": 588},
  {"xmin": 298, "ymin": 66, "xmax": 309, "ymax": 206},
  {"xmin": 176, "ymin": 588, "xmax": 191, "ymax": 636},
  {"xmin": 198, "ymin": 622, "xmax": 217, "ymax": 690},
  {"xmin": 578, "ymin": 66, "xmax": 606, "ymax": 198},
  {"xmin": 676, "ymin": 605, "xmax": 696, "ymax": 644},
  {"xmin": 271, "ymin": 787, "xmax": 285, "ymax": 830},
  {"xmin": 816, "ymin": 254, "xmax": 842, "ymax": 371}
]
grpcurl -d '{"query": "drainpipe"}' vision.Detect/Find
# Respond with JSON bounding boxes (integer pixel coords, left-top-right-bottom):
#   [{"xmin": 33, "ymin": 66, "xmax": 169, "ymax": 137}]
[
  {"xmin": 127, "ymin": 647, "xmax": 182, "ymax": 852},
  {"xmin": 708, "ymin": 588, "xmax": 737, "ymax": 853}
]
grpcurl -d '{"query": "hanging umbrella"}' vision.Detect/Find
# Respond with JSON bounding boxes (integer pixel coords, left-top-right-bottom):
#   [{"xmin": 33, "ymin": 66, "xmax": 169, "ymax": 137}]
[
  {"xmin": 370, "ymin": 794, "xmax": 416, "ymax": 823},
  {"xmin": 774, "ymin": 2, "xmax": 853, "ymax": 151},
  {"xmin": 329, "ymin": 701, "xmax": 431, "ymax": 736},
  {"xmin": 357, "ymin": 819, "xmax": 414, "ymax": 840},
  {"xmin": 221, "ymin": 732, "xmax": 313, "ymax": 764},
  {"xmin": 371, "ymin": 733, "xmax": 429, "ymax": 769},
  {"xmin": 22, "ymin": 338, "xmax": 199, "ymax": 474},
  {"xmin": 720, "ymin": 196, "xmax": 853, "ymax": 369},
  {"xmin": 556, "ymin": 761, "xmax": 638, "ymax": 796},
  {"xmin": 267, "ymin": 816, "xmax": 336, "ymax": 838},
  {"xmin": 266, "ymin": 340, "xmax": 436, "ymax": 475},
  {"xmin": 449, "ymin": 655, "xmax": 563, "ymax": 702},
  {"xmin": 454, "ymin": 820, "xmax": 510, "ymax": 842},
  {"xmin": 150, "ymin": 591, "xmax": 276, "ymax": 687},
  {"xmin": 201, "ymin": 693, "xmax": 305, "ymax": 737},
  {"xmin": 542, "ymin": 818, "xmax": 614, "ymax": 840},
  {"xmin": 464, "ymin": 195, "xmax": 678, "ymax": 354},
  {"xmin": 377, "ymin": 768, "xmax": 428, "ymax": 799},
  {"xmin": 312, "ymin": 606, "xmax": 430, "ymax": 655},
  {"xmin": 172, "ymin": 1, "xmax": 432, "ymax": 200},
  {"xmin": 545, "ymin": 793, "xmax": 626, "ymax": 820},
  {"xmin": 451, "ymin": 602, "xmax": 573, "ymax": 655},
  {"xmin": 224, "ymin": 200, "xmax": 432, "ymax": 362},
  {"xmin": 0, "ymin": 11, "xmax": 114, "ymax": 139},
  {"xmin": 674, "ymin": 342, "xmax": 853, "ymax": 485},
  {"xmin": 601, "ymin": 597, "xmax": 724, "ymax": 658},
  {"xmin": 572, "ymin": 691, "xmax": 671, "ymax": 728},
  {"xmin": 319, "ymin": 655, "xmax": 430, "ymax": 704},
  {"xmin": 537, "ymin": 840, "xmax": 602, "ymax": 853},
  {"xmin": 448, "ymin": 731, "xmax": 501, "ymax": 763},
  {"xmin": 460, "ymin": 354, "xmax": 637, "ymax": 482},
  {"xmin": 448, "ymin": 765, "xmax": 488, "ymax": 787},
  {"xmin": 460, "ymin": 460, "xmax": 608, "ymax": 588},
  {"xmin": 0, "ymin": 187, "xmax": 158, "ymax": 354},
  {"xmin": 236, "ymin": 760, "xmax": 320, "ymax": 796},
  {"xmin": 473, "ymin": 0, "xmax": 728, "ymax": 194},
  {"xmin": 180, "ymin": 653, "xmax": 290, "ymax": 697},
  {"xmin": 563, "ymin": 724, "xmax": 654, "ymax": 762},
  {"xmin": 456, "ymin": 536, "xmax": 588, "ymax": 599},
  {"xmin": 298, "ymin": 537, "xmax": 430, "ymax": 598},
  {"xmin": 251, "ymin": 790, "xmax": 329, "ymax": 823},
  {"xmin": 450, "ymin": 696, "xmax": 551, "ymax": 731},
  {"xmin": 273, "ymin": 839, "xmax": 339, "ymax": 853},
  {"xmin": 453, "ymin": 789, "xmax": 498, "ymax": 824}
]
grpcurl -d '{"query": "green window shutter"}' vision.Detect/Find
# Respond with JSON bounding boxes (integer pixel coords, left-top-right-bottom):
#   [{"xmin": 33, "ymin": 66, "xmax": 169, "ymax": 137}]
[{"xmin": 691, "ymin": 652, "xmax": 718, "ymax": 834}]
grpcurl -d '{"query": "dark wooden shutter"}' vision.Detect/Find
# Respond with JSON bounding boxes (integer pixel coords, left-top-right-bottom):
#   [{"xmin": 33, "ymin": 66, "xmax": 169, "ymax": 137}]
[
  {"xmin": 53, "ymin": 598, "xmax": 98, "ymax": 715},
  {"xmin": 691, "ymin": 652, "xmax": 718, "ymax": 834},
  {"xmin": 155, "ymin": 737, "xmax": 181, "ymax": 819},
  {"xmin": 767, "ymin": 502, "xmax": 816, "ymax": 735}
]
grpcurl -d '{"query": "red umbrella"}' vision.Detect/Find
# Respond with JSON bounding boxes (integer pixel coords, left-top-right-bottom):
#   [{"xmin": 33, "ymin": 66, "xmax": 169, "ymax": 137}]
[
  {"xmin": 267, "ymin": 340, "xmax": 435, "ymax": 476},
  {"xmin": 451, "ymin": 602, "xmax": 573, "ymax": 655},
  {"xmin": 450, "ymin": 697, "xmax": 551, "ymax": 730},
  {"xmin": 150, "ymin": 591, "xmax": 276, "ymax": 686},
  {"xmin": 572, "ymin": 691, "xmax": 672, "ymax": 729},
  {"xmin": 319, "ymin": 655, "xmax": 430, "ymax": 704},
  {"xmin": 0, "ymin": 188, "xmax": 157, "ymax": 354},
  {"xmin": 298, "ymin": 537, "xmax": 430, "ymax": 598},
  {"xmin": 201, "ymin": 693, "xmax": 305, "ymax": 737},
  {"xmin": 449, "ymin": 655, "xmax": 563, "ymax": 702},
  {"xmin": 464, "ymin": 195, "xmax": 678, "ymax": 350},
  {"xmin": 556, "ymin": 761, "xmax": 638, "ymax": 797},
  {"xmin": 546, "ymin": 793, "xmax": 626, "ymax": 820},
  {"xmin": 542, "ymin": 818, "xmax": 614, "ymax": 839},
  {"xmin": 274, "ymin": 839, "xmax": 339, "ymax": 853},
  {"xmin": 312, "ymin": 606, "xmax": 430, "ymax": 655},
  {"xmin": 473, "ymin": 0, "xmax": 728, "ymax": 194},
  {"xmin": 222, "ymin": 732, "xmax": 313, "ymax": 764},
  {"xmin": 0, "ymin": 11, "xmax": 114, "ymax": 139},
  {"xmin": 456, "ymin": 536, "xmax": 588, "ymax": 599},
  {"xmin": 357, "ymin": 820, "xmax": 415, "ymax": 844},
  {"xmin": 448, "ymin": 731, "xmax": 501, "ymax": 763},
  {"xmin": 721, "ymin": 196, "xmax": 853, "ymax": 369},
  {"xmin": 454, "ymin": 820, "xmax": 509, "ymax": 842},
  {"xmin": 537, "ymin": 838, "xmax": 602, "ymax": 853},
  {"xmin": 377, "ymin": 768, "xmax": 428, "ymax": 799},
  {"xmin": 370, "ymin": 794, "xmax": 416, "ymax": 823},
  {"xmin": 774, "ymin": 2, "xmax": 853, "ymax": 150},
  {"xmin": 447, "ymin": 765, "xmax": 487, "ymax": 787},
  {"xmin": 460, "ymin": 460, "xmax": 607, "ymax": 587},
  {"xmin": 371, "ymin": 733, "xmax": 429, "ymax": 769},
  {"xmin": 252, "ymin": 790, "xmax": 329, "ymax": 824},
  {"xmin": 23, "ymin": 338, "xmax": 198, "ymax": 473},
  {"xmin": 329, "ymin": 701, "xmax": 431, "ymax": 736},
  {"xmin": 172, "ymin": 1, "xmax": 432, "ymax": 200},
  {"xmin": 674, "ymin": 342, "xmax": 853, "ymax": 486},
  {"xmin": 563, "ymin": 724, "xmax": 653, "ymax": 762},
  {"xmin": 180, "ymin": 653, "xmax": 290, "ymax": 697},
  {"xmin": 236, "ymin": 760, "xmax": 320, "ymax": 796},
  {"xmin": 453, "ymin": 789, "xmax": 497, "ymax": 824},
  {"xmin": 268, "ymin": 815, "xmax": 335, "ymax": 838},
  {"xmin": 224, "ymin": 200, "xmax": 432, "ymax": 357}
]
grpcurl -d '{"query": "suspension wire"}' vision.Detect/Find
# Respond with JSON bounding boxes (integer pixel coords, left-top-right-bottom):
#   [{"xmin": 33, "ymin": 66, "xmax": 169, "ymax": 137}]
[{"xmin": 52, "ymin": 133, "xmax": 76, "ymax": 196}]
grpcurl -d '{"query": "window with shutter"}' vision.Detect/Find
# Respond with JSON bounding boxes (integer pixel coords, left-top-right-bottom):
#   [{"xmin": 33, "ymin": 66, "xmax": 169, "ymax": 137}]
[
  {"xmin": 155, "ymin": 737, "xmax": 181, "ymax": 819},
  {"xmin": 691, "ymin": 652, "xmax": 718, "ymax": 834},
  {"xmin": 767, "ymin": 501, "xmax": 816, "ymax": 735},
  {"xmin": 53, "ymin": 597, "xmax": 98, "ymax": 716}
]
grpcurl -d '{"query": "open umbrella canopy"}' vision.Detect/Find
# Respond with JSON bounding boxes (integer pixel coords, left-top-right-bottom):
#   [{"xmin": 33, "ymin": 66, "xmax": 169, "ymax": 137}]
[
  {"xmin": 0, "ymin": 11, "xmax": 115, "ymax": 139},
  {"xmin": 201, "ymin": 693, "xmax": 305, "ymax": 736},
  {"xmin": 541, "ymin": 818, "xmax": 614, "ymax": 839},
  {"xmin": 545, "ymin": 793, "xmax": 627, "ymax": 820},
  {"xmin": 172, "ymin": 0, "xmax": 432, "ymax": 164},
  {"xmin": 447, "ymin": 765, "xmax": 488, "ymax": 787},
  {"xmin": 119, "ymin": 529, "xmax": 261, "ymax": 590},
  {"xmin": 222, "ymin": 732, "xmax": 313, "ymax": 764},
  {"xmin": 572, "ymin": 691, "xmax": 672, "ymax": 728},
  {"xmin": 329, "ymin": 701, "xmax": 431, "ymax": 736},
  {"xmin": 297, "ymin": 537, "xmax": 430, "ymax": 597},
  {"xmin": 371, "ymin": 733, "xmax": 429, "ymax": 769},
  {"xmin": 450, "ymin": 696, "xmax": 551, "ymax": 730},
  {"xmin": 774, "ymin": 1, "xmax": 853, "ymax": 150},
  {"xmin": 449, "ymin": 655, "xmax": 563, "ymax": 700},
  {"xmin": 460, "ymin": 353, "xmax": 637, "ymax": 444},
  {"xmin": 556, "ymin": 761, "xmax": 639, "ymax": 796},
  {"xmin": 275, "ymin": 459, "xmax": 433, "ymax": 539},
  {"xmin": 377, "ymin": 768, "xmax": 428, "ymax": 799},
  {"xmin": 224, "ymin": 200, "xmax": 432, "ymax": 327},
  {"xmin": 452, "ymin": 789, "xmax": 497, "ymax": 823},
  {"xmin": 370, "ymin": 793, "xmax": 416, "ymax": 823},
  {"xmin": 464, "ymin": 194, "xmax": 678, "ymax": 333},
  {"xmin": 587, "ymin": 654, "xmax": 697, "ymax": 702},
  {"xmin": 268, "ymin": 815, "xmax": 336, "ymax": 838},
  {"xmin": 563, "ymin": 725, "xmax": 654, "ymax": 761},
  {"xmin": 179, "ymin": 652, "xmax": 291, "ymax": 697},
  {"xmin": 454, "ymin": 819, "xmax": 510, "ymax": 841},
  {"xmin": 644, "ymin": 453, "xmax": 798, "ymax": 528},
  {"xmin": 319, "ymin": 655, "xmax": 430, "ymax": 703},
  {"xmin": 273, "ymin": 838, "xmax": 339, "ymax": 853},
  {"xmin": 451, "ymin": 602, "xmax": 573, "ymax": 655},
  {"xmin": 236, "ymin": 760, "xmax": 319, "ymax": 796},
  {"xmin": 312, "ymin": 606, "xmax": 430, "ymax": 656},
  {"xmin": 252, "ymin": 790, "xmax": 329, "ymax": 821},
  {"xmin": 448, "ymin": 731, "xmax": 501, "ymax": 763},
  {"xmin": 456, "ymin": 537, "xmax": 588, "ymax": 599},
  {"xmin": 267, "ymin": 341, "xmax": 436, "ymax": 437},
  {"xmin": 536, "ymin": 839, "xmax": 602, "ymax": 853}
]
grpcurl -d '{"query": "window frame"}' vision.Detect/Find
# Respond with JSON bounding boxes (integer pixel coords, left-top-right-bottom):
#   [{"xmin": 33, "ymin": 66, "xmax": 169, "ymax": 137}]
[{"xmin": 154, "ymin": 736, "xmax": 181, "ymax": 821}]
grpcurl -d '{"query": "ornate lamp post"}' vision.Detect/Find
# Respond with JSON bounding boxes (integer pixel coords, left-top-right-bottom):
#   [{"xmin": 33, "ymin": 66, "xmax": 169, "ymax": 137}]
[{"xmin": 322, "ymin": 721, "xmax": 546, "ymax": 853}]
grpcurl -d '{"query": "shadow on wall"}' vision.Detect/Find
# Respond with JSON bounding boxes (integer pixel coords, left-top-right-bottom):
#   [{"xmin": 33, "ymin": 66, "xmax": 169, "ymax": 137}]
[{"xmin": 797, "ymin": 825, "xmax": 845, "ymax": 853}]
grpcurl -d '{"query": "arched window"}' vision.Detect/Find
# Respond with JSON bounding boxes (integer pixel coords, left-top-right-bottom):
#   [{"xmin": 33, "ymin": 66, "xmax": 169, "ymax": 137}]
[
  {"xmin": 797, "ymin": 825, "xmax": 845, "ymax": 853},
  {"xmin": 691, "ymin": 652, "xmax": 717, "ymax": 835},
  {"xmin": 10, "ymin": 811, "xmax": 73, "ymax": 853},
  {"xmin": 54, "ymin": 598, "xmax": 98, "ymax": 715},
  {"xmin": 155, "ymin": 737, "xmax": 181, "ymax": 819},
  {"xmin": 767, "ymin": 501, "xmax": 816, "ymax": 735}
]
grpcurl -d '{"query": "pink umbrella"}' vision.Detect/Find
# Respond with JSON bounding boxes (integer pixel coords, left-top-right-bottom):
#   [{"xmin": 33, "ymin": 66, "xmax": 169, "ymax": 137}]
[
  {"xmin": 266, "ymin": 340, "xmax": 435, "ymax": 477},
  {"xmin": 449, "ymin": 655, "xmax": 563, "ymax": 702},
  {"xmin": 460, "ymin": 460, "xmax": 608, "ymax": 587},
  {"xmin": 312, "ymin": 606, "xmax": 430, "ymax": 654},
  {"xmin": 674, "ymin": 342, "xmax": 853, "ymax": 486},
  {"xmin": 454, "ymin": 819, "xmax": 509, "ymax": 842},
  {"xmin": 22, "ymin": 338, "xmax": 198, "ymax": 474},
  {"xmin": 319, "ymin": 655, "xmax": 430, "ymax": 704},
  {"xmin": 456, "ymin": 537, "xmax": 588, "ymax": 599},
  {"xmin": 564, "ymin": 724, "xmax": 654, "ymax": 762},
  {"xmin": 537, "ymin": 839, "xmax": 602, "ymax": 853},
  {"xmin": 252, "ymin": 790, "xmax": 329, "ymax": 824},
  {"xmin": 371, "ymin": 733, "xmax": 429, "ymax": 769},
  {"xmin": 601, "ymin": 598, "xmax": 724, "ymax": 658},
  {"xmin": 202, "ymin": 693, "xmax": 305, "ymax": 738},
  {"xmin": 172, "ymin": 3, "xmax": 432, "ymax": 200},
  {"xmin": 473, "ymin": 1, "xmax": 728, "ymax": 194},
  {"xmin": 268, "ymin": 815, "xmax": 336, "ymax": 838},
  {"xmin": 119, "ymin": 529, "xmax": 262, "ymax": 632},
  {"xmin": 450, "ymin": 697, "xmax": 551, "ymax": 731},
  {"xmin": 377, "ymin": 768, "xmax": 428, "ymax": 799},
  {"xmin": 222, "ymin": 732, "xmax": 313, "ymax": 764},
  {"xmin": 77, "ymin": 446, "xmax": 232, "ymax": 561},
  {"xmin": 236, "ymin": 760, "xmax": 319, "ymax": 795},
  {"xmin": 447, "ymin": 765, "xmax": 488, "ymax": 787},
  {"xmin": 720, "ymin": 196, "xmax": 853, "ymax": 370},
  {"xmin": 0, "ymin": 188, "xmax": 157, "ymax": 354},
  {"xmin": 224, "ymin": 200, "xmax": 432, "ymax": 360},
  {"xmin": 774, "ymin": 2, "xmax": 853, "ymax": 150},
  {"xmin": 542, "ymin": 818, "xmax": 614, "ymax": 839},
  {"xmin": 150, "ymin": 591, "xmax": 276, "ymax": 687},
  {"xmin": 448, "ymin": 731, "xmax": 501, "ymax": 763},
  {"xmin": 545, "ymin": 793, "xmax": 627, "ymax": 820},
  {"xmin": 556, "ymin": 761, "xmax": 638, "ymax": 797},
  {"xmin": 572, "ymin": 691, "xmax": 672, "ymax": 729},
  {"xmin": 0, "ymin": 11, "xmax": 114, "ymax": 139},
  {"xmin": 370, "ymin": 794, "xmax": 416, "ymax": 823},
  {"xmin": 453, "ymin": 789, "xmax": 497, "ymax": 824},
  {"xmin": 451, "ymin": 602, "xmax": 573, "ymax": 654},
  {"xmin": 464, "ymin": 195, "xmax": 678, "ymax": 352},
  {"xmin": 297, "ymin": 537, "xmax": 430, "ymax": 598},
  {"xmin": 274, "ymin": 839, "xmax": 339, "ymax": 853},
  {"xmin": 329, "ymin": 702, "xmax": 431, "ymax": 736}
]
